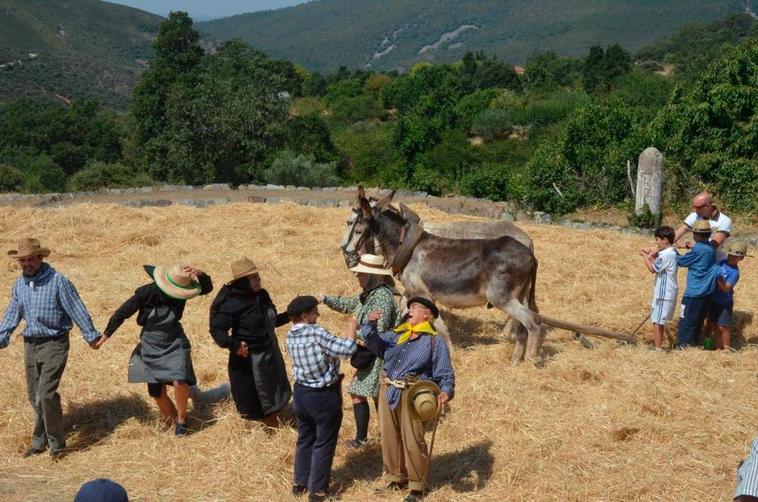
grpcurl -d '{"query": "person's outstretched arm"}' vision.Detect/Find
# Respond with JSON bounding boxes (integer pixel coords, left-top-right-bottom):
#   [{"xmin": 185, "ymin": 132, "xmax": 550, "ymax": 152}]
[{"xmin": 57, "ymin": 275, "xmax": 100, "ymax": 345}]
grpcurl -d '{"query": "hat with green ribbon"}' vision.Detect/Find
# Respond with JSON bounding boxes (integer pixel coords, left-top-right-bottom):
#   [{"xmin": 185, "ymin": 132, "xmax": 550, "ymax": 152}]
[{"xmin": 150, "ymin": 264, "xmax": 202, "ymax": 300}]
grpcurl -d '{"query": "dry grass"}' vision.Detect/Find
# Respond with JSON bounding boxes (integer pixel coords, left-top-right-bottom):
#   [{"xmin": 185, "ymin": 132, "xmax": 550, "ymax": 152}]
[{"xmin": 0, "ymin": 202, "xmax": 756, "ymax": 501}]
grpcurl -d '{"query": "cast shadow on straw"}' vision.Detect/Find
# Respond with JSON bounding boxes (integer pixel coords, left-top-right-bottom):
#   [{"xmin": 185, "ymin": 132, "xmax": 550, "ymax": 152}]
[
  {"xmin": 63, "ymin": 394, "xmax": 152, "ymax": 452},
  {"xmin": 442, "ymin": 312, "xmax": 502, "ymax": 348},
  {"xmin": 329, "ymin": 442, "xmax": 385, "ymax": 494},
  {"xmin": 429, "ymin": 440, "xmax": 495, "ymax": 493},
  {"xmin": 732, "ymin": 311, "xmax": 755, "ymax": 349}
]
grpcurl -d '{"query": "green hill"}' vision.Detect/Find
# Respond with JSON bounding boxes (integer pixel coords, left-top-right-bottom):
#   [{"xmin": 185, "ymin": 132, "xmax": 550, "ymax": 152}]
[
  {"xmin": 0, "ymin": 0, "xmax": 163, "ymax": 109},
  {"xmin": 198, "ymin": 0, "xmax": 747, "ymax": 72},
  {"xmin": 635, "ymin": 13, "xmax": 758, "ymax": 80}
]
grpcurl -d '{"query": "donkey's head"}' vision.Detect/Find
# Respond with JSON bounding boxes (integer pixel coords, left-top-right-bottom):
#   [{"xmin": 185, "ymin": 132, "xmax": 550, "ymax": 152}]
[{"xmin": 340, "ymin": 186, "xmax": 396, "ymax": 268}]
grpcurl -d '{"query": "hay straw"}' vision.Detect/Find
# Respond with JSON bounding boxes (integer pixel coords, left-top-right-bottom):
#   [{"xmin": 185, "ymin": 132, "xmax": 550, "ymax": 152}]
[{"xmin": 0, "ymin": 202, "xmax": 756, "ymax": 501}]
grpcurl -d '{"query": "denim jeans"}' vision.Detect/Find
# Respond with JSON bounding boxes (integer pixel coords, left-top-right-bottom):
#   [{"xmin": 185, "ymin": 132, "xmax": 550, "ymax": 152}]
[
  {"xmin": 677, "ymin": 296, "xmax": 711, "ymax": 347},
  {"xmin": 292, "ymin": 382, "xmax": 343, "ymax": 493}
]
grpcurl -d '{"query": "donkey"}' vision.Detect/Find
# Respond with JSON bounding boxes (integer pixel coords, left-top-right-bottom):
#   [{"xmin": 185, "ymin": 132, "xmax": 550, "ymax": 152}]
[{"xmin": 341, "ymin": 187, "xmax": 544, "ymax": 364}]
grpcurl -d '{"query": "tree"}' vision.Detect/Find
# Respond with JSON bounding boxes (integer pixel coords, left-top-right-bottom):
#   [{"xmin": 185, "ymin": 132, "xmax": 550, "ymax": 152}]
[
  {"xmin": 130, "ymin": 12, "xmax": 203, "ymax": 174},
  {"xmin": 603, "ymin": 44, "xmax": 632, "ymax": 84},
  {"xmin": 285, "ymin": 114, "xmax": 337, "ymax": 163},
  {"xmin": 651, "ymin": 39, "xmax": 758, "ymax": 211},
  {"xmin": 583, "ymin": 46, "xmax": 605, "ymax": 93},
  {"xmin": 525, "ymin": 51, "xmax": 583, "ymax": 90},
  {"xmin": 155, "ymin": 40, "xmax": 289, "ymax": 184}
]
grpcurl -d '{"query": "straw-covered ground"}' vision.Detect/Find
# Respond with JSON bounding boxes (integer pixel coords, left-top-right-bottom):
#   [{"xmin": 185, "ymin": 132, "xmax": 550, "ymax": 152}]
[{"xmin": 0, "ymin": 202, "xmax": 756, "ymax": 501}]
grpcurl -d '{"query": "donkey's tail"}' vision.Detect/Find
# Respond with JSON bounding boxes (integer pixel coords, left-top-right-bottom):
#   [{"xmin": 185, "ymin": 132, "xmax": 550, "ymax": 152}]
[{"xmin": 528, "ymin": 256, "xmax": 539, "ymax": 314}]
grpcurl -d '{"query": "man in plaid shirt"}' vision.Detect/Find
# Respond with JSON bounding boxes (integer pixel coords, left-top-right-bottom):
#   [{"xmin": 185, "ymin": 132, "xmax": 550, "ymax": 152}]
[
  {"xmin": 0, "ymin": 238, "xmax": 102, "ymax": 460},
  {"xmin": 285, "ymin": 295, "xmax": 356, "ymax": 502}
]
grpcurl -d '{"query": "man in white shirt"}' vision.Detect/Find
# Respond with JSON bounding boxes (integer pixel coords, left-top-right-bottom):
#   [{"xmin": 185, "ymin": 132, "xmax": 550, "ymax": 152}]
[{"xmin": 674, "ymin": 192, "xmax": 732, "ymax": 259}]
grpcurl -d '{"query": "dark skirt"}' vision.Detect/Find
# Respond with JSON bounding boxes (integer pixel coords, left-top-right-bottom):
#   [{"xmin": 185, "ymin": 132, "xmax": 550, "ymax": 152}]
[
  {"xmin": 228, "ymin": 338, "xmax": 291, "ymax": 419},
  {"xmin": 128, "ymin": 307, "xmax": 197, "ymax": 386}
]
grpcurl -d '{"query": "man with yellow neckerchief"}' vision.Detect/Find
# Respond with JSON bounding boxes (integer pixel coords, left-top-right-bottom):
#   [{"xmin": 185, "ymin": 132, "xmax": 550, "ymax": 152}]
[{"xmin": 361, "ymin": 297, "xmax": 455, "ymax": 502}]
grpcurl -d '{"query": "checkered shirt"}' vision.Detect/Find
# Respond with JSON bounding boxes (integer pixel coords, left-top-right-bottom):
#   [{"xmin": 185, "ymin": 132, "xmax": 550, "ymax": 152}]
[
  {"xmin": 285, "ymin": 323, "xmax": 356, "ymax": 388},
  {"xmin": 0, "ymin": 264, "xmax": 100, "ymax": 347},
  {"xmin": 736, "ymin": 438, "xmax": 758, "ymax": 498}
]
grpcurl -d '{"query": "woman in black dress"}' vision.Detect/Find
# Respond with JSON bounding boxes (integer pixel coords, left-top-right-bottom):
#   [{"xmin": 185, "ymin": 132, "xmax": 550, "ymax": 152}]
[
  {"xmin": 209, "ymin": 257, "xmax": 291, "ymax": 426},
  {"xmin": 101, "ymin": 264, "xmax": 213, "ymax": 436}
]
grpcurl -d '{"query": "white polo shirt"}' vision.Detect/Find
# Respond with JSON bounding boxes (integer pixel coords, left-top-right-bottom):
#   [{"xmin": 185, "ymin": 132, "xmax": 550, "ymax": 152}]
[{"xmin": 683, "ymin": 210, "xmax": 732, "ymax": 260}]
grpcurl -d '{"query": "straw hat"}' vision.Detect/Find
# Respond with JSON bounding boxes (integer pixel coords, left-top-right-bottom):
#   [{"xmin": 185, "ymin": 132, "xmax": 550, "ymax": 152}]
[
  {"xmin": 229, "ymin": 256, "xmax": 259, "ymax": 283},
  {"xmin": 692, "ymin": 220, "xmax": 713, "ymax": 234},
  {"xmin": 7, "ymin": 238, "xmax": 51, "ymax": 259},
  {"xmin": 349, "ymin": 254, "xmax": 392, "ymax": 275},
  {"xmin": 408, "ymin": 380, "xmax": 441, "ymax": 422},
  {"xmin": 726, "ymin": 241, "xmax": 751, "ymax": 257},
  {"xmin": 152, "ymin": 264, "xmax": 202, "ymax": 300}
]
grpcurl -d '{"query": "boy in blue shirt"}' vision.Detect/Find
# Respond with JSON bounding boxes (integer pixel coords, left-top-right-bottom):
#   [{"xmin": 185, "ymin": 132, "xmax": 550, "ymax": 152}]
[
  {"xmin": 675, "ymin": 220, "xmax": 720, "ymax": 348},
  {"xmin": 708, "ymin": 241, "xmax": 748, "ymax": 350}
]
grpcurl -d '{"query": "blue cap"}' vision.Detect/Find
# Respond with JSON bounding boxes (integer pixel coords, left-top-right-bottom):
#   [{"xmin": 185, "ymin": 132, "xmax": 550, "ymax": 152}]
[{"xmin": 74, "ymin": 479, "xmax": 128, "ymax": 502}]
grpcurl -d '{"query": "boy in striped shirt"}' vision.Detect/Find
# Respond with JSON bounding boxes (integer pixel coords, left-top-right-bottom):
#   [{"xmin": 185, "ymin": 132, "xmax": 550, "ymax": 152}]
[{"xmin": 639, "ymin": 226, "xmax": 678, "ymax": 350}]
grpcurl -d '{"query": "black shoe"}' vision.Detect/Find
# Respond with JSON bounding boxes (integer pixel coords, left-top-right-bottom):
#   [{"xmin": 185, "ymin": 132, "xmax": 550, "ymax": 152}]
[
  {"xmin": 23, "ymin": 447, "xmax": 45, "ymax": 458},
  {"xmin": 345, "ymin": 438, "xmax": 368, "ymax": 449},
  {"xmin": 373, "ymin": 481, "xmax": 408, "ymax": 493},
  {"xmin": 308, "ymin": 492, "xmax": 329, "ymax": 502},
  {"xmin": 404, "ymin": 490, "xmax": 424, "ymax": 502},
  {"xmin": 292, "ymin": 485, "xmax": 307, "ymax": 496},
  {"xmin": 49, "ymin": 449, "xmax": 65, "ymax": 461}
]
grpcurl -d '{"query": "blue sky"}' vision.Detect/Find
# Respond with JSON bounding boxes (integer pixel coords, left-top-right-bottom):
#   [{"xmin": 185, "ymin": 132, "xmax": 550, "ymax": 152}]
[{"xmin": 105, "ymin": 1, "xmax": 311, "ymax": 21}]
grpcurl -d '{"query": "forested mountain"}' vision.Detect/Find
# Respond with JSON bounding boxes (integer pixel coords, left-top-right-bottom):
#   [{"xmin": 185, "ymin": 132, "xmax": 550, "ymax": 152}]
[
  {"xmin": 198, "ymin": 0, "xmax": 748, "ymax": 72},
  {"xmin": 636, "ymin": 13, "xmax": 758, "ymax": 80},
  {"xmin": 0, "ymin": 0, "xmax": 163, "ymax": 108}
]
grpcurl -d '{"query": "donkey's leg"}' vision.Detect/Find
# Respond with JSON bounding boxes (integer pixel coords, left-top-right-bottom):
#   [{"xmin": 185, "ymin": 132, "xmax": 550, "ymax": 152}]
[
  {"xmin": 501, "ymin": 298, "xmax": 542, "ymax": 363},
  {"xmin": 524, "ymin": 320, "xmax": 546, "ymax": 361},
  {"xmin": 510, "ymin": 322, "xmax": 527, "ymax": 366}
]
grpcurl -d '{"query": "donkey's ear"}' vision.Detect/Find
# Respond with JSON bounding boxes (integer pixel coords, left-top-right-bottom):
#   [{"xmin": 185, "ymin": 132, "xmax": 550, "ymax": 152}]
[
  {"xmin": 399, "ymin": 203, "xmax": 421, "ymax": 224},
  {"xmin": 375, "ymin": 190, "xmax": 395, "ymax": 211},
  {"xmin": 359, "ymin": 193, "xmax": 373, "ymax": 219},
  {"xmin": 356, "ymin": 185, "xmax": 366, "ymax": 207}
]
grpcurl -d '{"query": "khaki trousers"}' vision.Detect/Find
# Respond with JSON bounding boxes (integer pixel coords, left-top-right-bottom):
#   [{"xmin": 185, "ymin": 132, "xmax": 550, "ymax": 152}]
[{"xmin": 378, "ymin": 383, "xmax": 429, "ymax": 492}]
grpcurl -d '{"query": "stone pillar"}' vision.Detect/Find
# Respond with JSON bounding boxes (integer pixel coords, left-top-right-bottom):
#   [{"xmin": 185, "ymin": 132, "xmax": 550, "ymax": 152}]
[{"xmin": 635, "ymin": 147, "xmax": 664, "ymax": 223}]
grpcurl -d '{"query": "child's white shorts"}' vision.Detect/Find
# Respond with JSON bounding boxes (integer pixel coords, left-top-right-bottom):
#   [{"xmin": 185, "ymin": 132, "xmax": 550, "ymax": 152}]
[{"xmin": 651, "ymin": 299, "xmax": 676, "ymax": 324}]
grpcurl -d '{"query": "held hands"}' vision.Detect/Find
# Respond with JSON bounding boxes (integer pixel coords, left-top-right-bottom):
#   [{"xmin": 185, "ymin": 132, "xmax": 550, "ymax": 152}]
[
  {"xmin": 89, "ymin": 335, "xmax": 109, "ymax": 350},
  {"xmin": 236, "ymin": 341, "xmax": 249, "ymax": 358}
]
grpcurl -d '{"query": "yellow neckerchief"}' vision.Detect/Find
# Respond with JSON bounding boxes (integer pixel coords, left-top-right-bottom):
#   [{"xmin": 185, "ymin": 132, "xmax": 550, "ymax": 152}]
[{"xmin": 393, "ymin": 320, "xmax": 437, "ymax": 345}]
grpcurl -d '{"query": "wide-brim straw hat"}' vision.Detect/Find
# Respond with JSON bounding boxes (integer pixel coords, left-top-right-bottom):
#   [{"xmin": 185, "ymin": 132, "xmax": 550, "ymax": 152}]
[
  {"xmin": 151, "ymin": 264, "xmax": 202, "ymax": 300},
  {"xmin": 229, "ymin": 256, "xmax": 259, "ymax": 284},
  {"xmin": 408, "ymin": 380, "xmax": 441, "ymax": 422},
  {"xmin": 691, "ymin": 220, "xmax": 713, "ymax": 234},
  {"xmin": 726, "ymin": 241, "xmax": 751, "ymax": 257},
  {"xmin": 349, "ymin": 254, "xmax": 392, "ymax": 275},
  {"xmin": 7, "ymin": 238, "xmax": 51, "ymax": 259}
]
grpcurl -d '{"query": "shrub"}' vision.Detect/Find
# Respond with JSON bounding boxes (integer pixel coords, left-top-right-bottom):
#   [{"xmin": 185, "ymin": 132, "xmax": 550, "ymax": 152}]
[
  {"xmin": 471, "ymin": 109, "xmax": 512, "ymax": 141},
  {"xmin": 67, "ymin": 161, "xmax": 154, "ymax": 191},
  {"xmin": 455, "ymin": 88, "xmax": 502, "ymax": 130},
  {"xmin": 0, "ymin": 164, "xmax": 24, "ymax": 192},
  {"xmin": 523, "ymin": 140, "xmax": 583, "ymax": 215},
  {"xmin": 17, "ymin": 154, "xmax": 66, "ymax": 193},
  {"xmin": 265, "ymin": 150, "xmax": 340, "ymax": 187},
  {"xmin": 459, "ymin": 163, "xmax": 510, "ymax": 201}
]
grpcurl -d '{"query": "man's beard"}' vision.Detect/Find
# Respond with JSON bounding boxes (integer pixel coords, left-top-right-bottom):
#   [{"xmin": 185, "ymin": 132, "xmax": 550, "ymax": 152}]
[{"xmin": 22, "ymin": 266, "xmax": 40, "ymax": 277}]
